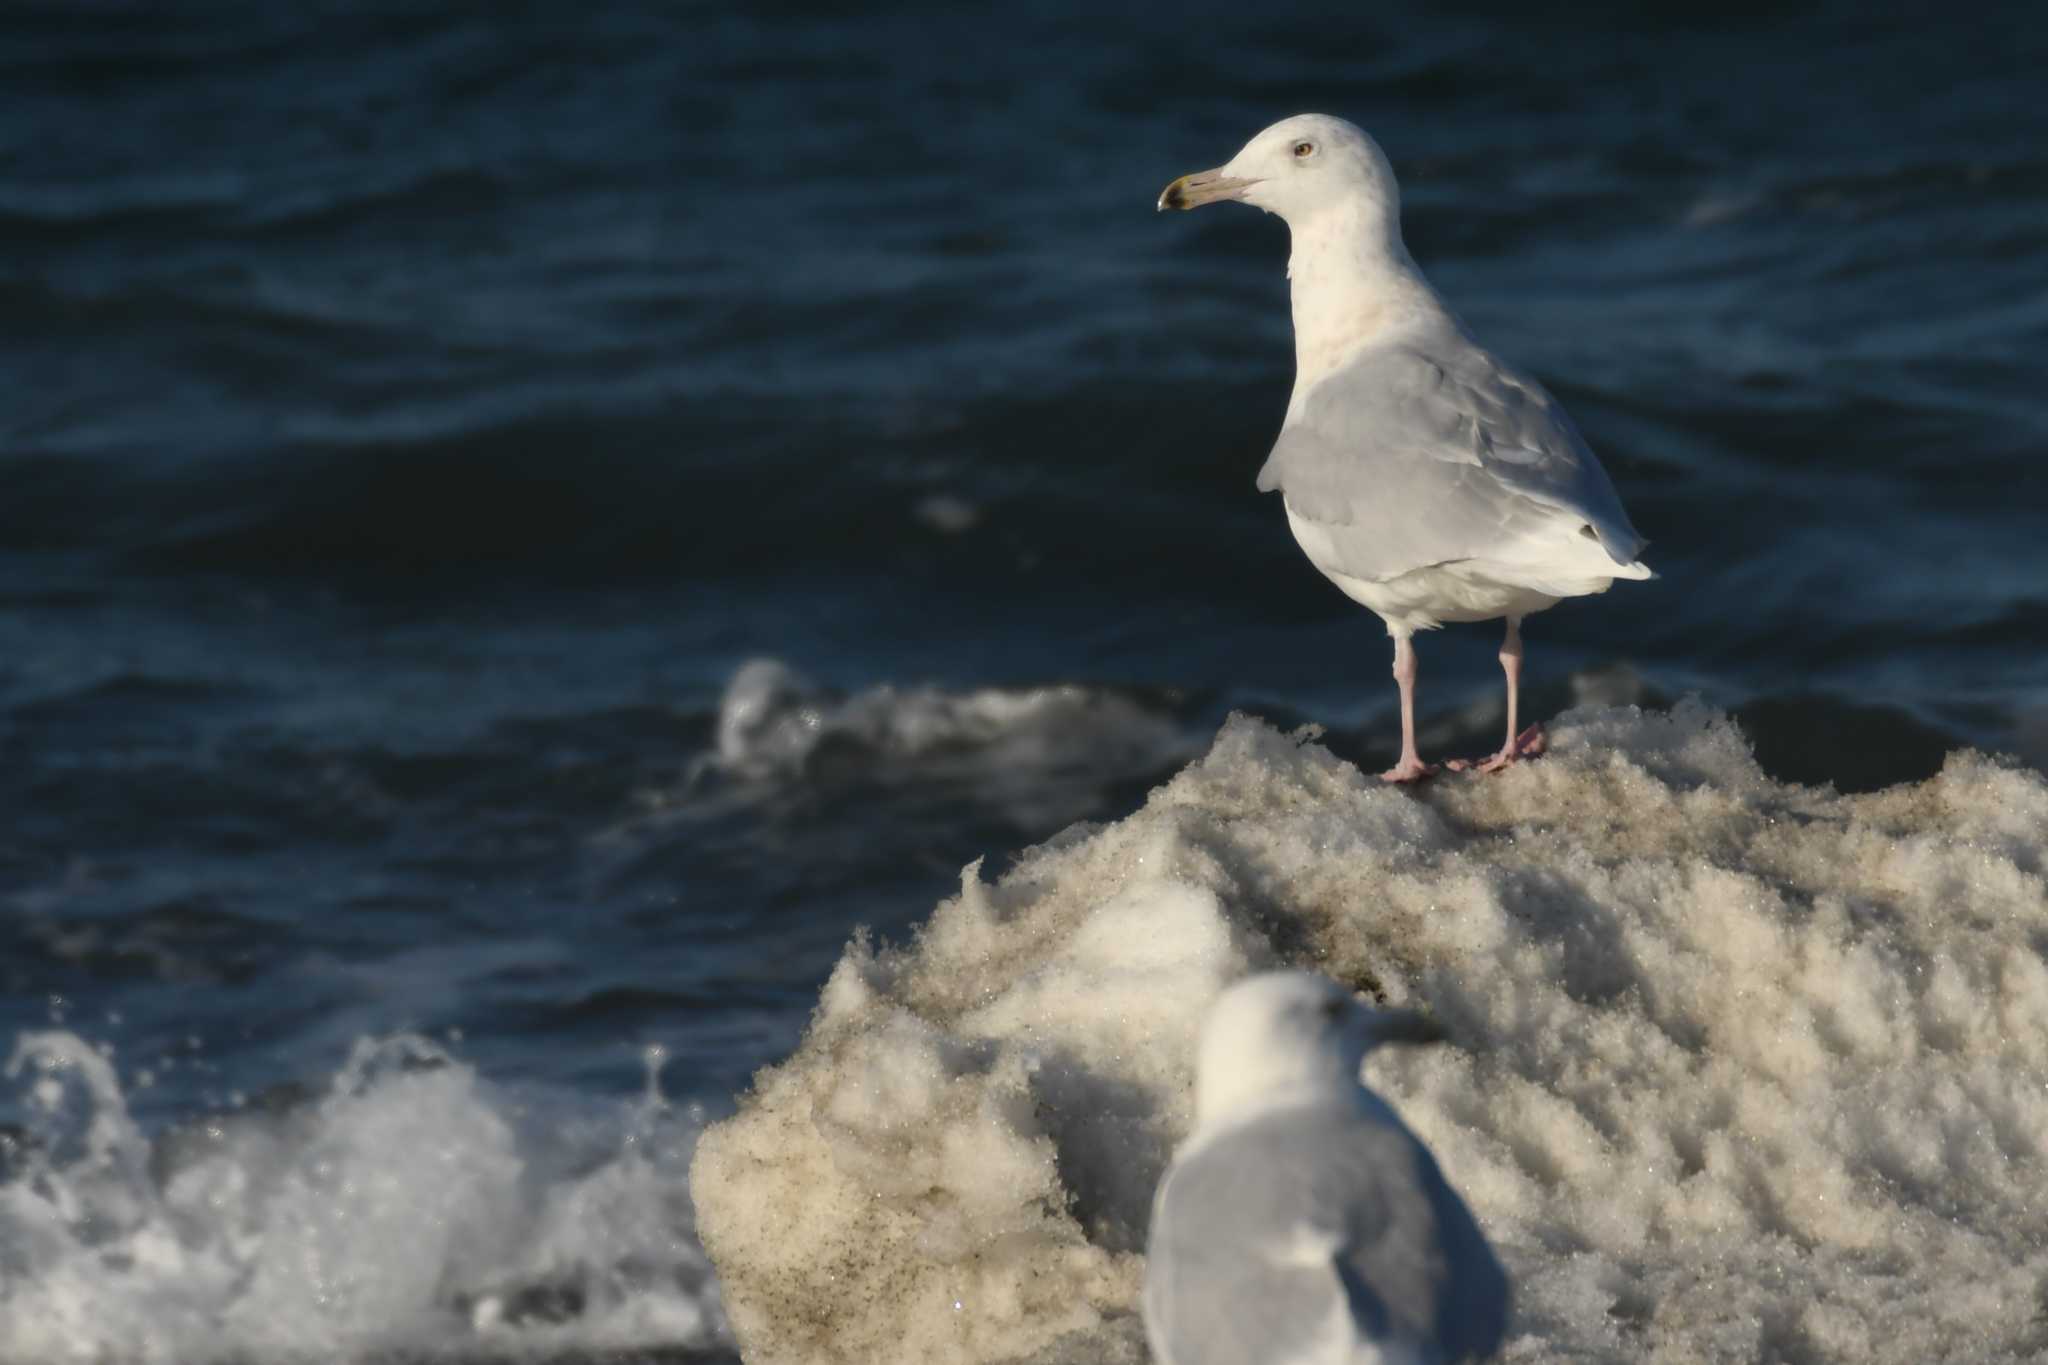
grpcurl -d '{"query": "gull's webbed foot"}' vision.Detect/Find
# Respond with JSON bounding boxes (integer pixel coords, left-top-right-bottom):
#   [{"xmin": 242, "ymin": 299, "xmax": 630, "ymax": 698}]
[{"xmin": 1448, "ymin": 723, "xmax": 1546, "ymax": 775}]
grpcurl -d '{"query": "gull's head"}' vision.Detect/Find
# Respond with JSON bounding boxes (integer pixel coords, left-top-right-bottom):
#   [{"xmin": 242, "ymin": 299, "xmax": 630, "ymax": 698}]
[
  {"xmin": 1157, "ymin": 114, "xmax": 1399, "ymax": 225},
  {"xmin": 1193, "ymin": 970, "xmax": 1442, "ymax": 1129}
]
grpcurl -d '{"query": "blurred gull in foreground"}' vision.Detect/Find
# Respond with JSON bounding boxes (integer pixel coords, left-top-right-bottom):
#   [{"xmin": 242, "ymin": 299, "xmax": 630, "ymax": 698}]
[
  {"xmin": 1144, "ymin": 971, "xmax": 1508, "ymax": 1364},
  {"xmin": 1160, "ymin": 115, "xmax": 1653, "ymax": 781}
]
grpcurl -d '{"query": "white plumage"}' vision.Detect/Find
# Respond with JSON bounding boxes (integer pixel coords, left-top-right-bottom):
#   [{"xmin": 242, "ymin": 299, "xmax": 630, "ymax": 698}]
[
  {"xmin": 1143, "ymin": 972, "xmax": 1509, "ymax": 1365},
  {"xmin": 1161, "ymin": 114, "xmax": 1652, "ymax": 780}
]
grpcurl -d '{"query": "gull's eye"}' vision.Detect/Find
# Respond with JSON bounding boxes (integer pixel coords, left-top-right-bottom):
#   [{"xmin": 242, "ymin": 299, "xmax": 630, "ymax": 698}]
[{"xmin": 1293, "ymin": 140, "xmax": 1316, "ymax": 159}]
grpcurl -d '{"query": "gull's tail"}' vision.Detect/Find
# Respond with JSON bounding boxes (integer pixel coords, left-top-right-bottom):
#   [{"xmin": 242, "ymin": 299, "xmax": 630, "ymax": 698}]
[
  {"xmin": 1610, "ymin": 556, "xmax": 1656, "ymax": 582},
  {"xmin": 1584, "ymin": 514, "xmax": 1655, "ymax": 581}
]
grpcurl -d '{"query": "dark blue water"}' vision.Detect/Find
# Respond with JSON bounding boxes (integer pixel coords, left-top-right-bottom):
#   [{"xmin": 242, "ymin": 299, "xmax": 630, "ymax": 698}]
[{"xmin": 2, "ymin": 1, "xmax": 2044, "ymax": 1357}]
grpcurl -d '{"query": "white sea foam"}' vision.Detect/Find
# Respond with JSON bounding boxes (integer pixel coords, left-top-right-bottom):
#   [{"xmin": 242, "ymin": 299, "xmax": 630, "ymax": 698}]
[
  {"xmin": 0, "ymin": 1032, "xmax": 727, "ymax": 1362},
  {"xmin": 694, "ymin": 658, "xmax": 1197, "ymax": 835},
  {"xmin": 692, "ymin": 701, "xmax": 2048, "ymax": 1364},
  {"xmin": 711, "ymin": 658, "xmax": 1189, "ymax": 782}
]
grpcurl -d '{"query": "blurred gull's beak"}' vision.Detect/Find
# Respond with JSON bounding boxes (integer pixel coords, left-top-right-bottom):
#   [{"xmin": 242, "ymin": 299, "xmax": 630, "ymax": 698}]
[
  {"xmin": 1157, "ymin": 166, "xmax": 1257, "ymax": 212},
  {"xmin": 1366, "ymin": 1009, "xmax": 1448, "ymax": 1048}
]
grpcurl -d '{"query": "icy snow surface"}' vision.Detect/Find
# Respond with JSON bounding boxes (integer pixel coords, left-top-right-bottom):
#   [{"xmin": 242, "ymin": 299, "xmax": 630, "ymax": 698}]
[{"xmin": 692, "ymin": 701, "xmax": 2048, "ymax": 1364}]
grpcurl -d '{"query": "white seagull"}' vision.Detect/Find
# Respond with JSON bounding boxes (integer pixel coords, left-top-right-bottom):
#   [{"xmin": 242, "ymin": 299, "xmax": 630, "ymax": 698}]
[
  {"xmin": 1160, "ymin": 114, "xmax": 1653, "ymax": 781},
  {"xmin": 1144, "ymin": 971, "xmax": 1509, "ymax": 1364}
]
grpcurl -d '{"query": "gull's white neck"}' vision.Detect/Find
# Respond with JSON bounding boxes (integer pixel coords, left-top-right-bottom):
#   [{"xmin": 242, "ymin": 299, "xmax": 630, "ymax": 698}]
[{"xmin": 1281, "ymin": 196, "xmax": 1438, "ymax": 422}]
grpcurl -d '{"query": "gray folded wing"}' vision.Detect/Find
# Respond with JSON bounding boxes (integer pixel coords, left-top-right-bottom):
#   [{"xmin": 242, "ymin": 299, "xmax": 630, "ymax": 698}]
[
  {"xmin": 1144, "ymin": 1102, "xmax": 1509, "ymax": 1365},
  {"xmin": 1257, "ymin": 333, "xmax": 1646, "ymax": 585}
]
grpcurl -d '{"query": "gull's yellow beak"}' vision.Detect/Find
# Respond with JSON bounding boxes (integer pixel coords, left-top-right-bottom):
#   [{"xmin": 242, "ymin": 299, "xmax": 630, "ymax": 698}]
[{"xmin": 1156, "ymin": 166, "xmax": 1258, "ymax": 212}]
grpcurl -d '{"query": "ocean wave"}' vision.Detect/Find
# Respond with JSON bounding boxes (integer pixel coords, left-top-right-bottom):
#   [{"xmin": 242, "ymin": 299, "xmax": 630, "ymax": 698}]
[
  {"xmin": 677, "ymin": 659, "xmax": 1200, "ymax": 840},
  {"xmin": 0, "ymin": 1030, "xmax": 731, "ymax": 1363},
  {"xmin": 709, "ymin": 659, "xmax": 1191, "ymax": 783}
]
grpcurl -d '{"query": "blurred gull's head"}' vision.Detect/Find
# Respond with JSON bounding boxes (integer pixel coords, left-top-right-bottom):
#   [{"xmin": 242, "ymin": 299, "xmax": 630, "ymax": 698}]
[{"xmin": 1193, "ymin": 970, "xmax": 1441, "ymax": 1129}]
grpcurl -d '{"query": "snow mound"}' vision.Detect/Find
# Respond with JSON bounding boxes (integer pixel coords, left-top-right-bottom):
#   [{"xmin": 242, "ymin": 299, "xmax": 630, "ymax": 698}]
[{"xmin": 691, "ymin": 701, "xmax": 2048, "ymax": 1364}]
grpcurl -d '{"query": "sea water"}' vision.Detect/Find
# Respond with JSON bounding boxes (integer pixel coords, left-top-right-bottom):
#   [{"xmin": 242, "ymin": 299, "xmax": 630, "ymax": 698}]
[{"xmin": 5, "ymin": 1, "xmax": 2046, "ymax": 1359}]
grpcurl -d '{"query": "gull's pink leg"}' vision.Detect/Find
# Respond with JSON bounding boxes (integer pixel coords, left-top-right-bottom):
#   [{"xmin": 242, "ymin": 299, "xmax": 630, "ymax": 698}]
[
  {"xmin": 1380, "ymin": 634, "xmax": 1437, "ymax": 783},
  {"xmin": 1475, "ymin": 617, "xmax": 1545, "ymax": 773}
]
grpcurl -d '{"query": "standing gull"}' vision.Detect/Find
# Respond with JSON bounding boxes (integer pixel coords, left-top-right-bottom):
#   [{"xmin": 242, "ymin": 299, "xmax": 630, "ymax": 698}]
[
  {"xmin": 1144, "ymin": 971, "xmax": 1509, "ymax": 1364},
  {"xmin": 1159, "ymin": 115, "xmax": 1652, "ymax": 781}
]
